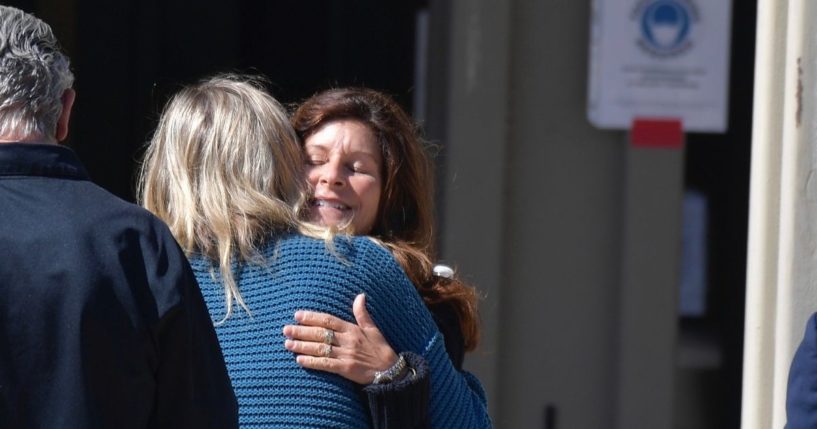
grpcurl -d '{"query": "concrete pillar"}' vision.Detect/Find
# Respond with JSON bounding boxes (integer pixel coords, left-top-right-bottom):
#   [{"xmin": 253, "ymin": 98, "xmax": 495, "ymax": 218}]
[
  {"xmin": 616, "ymin": 143, "xmax": 682, "ymax": 428},
  {"xmin": 437, "ymin": 0, "xmax": 512, "ymax": 419}
]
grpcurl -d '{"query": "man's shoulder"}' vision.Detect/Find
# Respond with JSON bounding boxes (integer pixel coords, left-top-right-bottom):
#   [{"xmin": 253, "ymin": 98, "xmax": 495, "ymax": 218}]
[
  {"xmin": 75, "ymin": 183, "xmax": 172, "ymax": 233},
  {"xmin": 799, "ymin": 313, "xmax": 817, "ymax": 349},
  {"xmin": 3, "ymin": 170, "xmax": 174, "ymax": 244},
  {"xmin": 54, "ymin": 182, "xmax": 182, "ymax": 259}
]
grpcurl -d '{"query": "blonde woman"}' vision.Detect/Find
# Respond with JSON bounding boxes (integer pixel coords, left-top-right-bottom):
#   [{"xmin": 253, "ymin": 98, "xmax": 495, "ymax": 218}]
[{"xmin": 138, "ymin": 75, "xmax": 491, "ymax": 428}]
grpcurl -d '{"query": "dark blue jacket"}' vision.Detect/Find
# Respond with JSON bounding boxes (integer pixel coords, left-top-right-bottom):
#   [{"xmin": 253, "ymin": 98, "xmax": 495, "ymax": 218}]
[
  {"xmin": 0, "ymin": 143, "xmax": 237, "ymax": 428},
  {"xmin": 787, "ymin": 312, "xmax": 817, "ymax": 429}
]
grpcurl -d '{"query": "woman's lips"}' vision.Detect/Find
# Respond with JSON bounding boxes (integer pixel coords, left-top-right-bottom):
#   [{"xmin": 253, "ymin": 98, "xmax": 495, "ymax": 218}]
[
  {"xmin": 309, "ymin": 198, "xmax": 353, "ymax": 226},
  {"xmin": 310, "ymin": 198, "xmax": 350, "ymax": 211}
]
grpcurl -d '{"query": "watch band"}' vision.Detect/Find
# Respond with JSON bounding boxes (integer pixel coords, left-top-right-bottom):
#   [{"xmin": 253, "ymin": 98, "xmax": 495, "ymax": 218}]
[{"xmin": 372, "ymin": 353, "xmax": 408, "ymax": 384}]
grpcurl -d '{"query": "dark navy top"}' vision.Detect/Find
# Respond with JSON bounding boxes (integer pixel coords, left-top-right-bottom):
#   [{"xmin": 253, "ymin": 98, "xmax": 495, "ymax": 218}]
[
  {"xmin": 787, "ymin": 312, "xmax": 817, "ymax": 429},
  {"xmin": 0, "ymin": 143, "xmax": 237, "ymax": 428}
]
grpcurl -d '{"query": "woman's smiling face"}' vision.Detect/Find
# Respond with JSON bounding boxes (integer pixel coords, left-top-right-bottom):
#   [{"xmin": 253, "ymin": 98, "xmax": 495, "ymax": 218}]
[{"xmin": 304, "ymin": 119, "xmax": 382, "ymax": 234}]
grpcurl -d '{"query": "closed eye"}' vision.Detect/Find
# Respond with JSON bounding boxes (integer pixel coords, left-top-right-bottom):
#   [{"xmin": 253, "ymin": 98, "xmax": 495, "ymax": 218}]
[
  {"xmin": 348, "ymin": 162, "xmax": 372, "ymax": 174},
  {"xmin": 306, "ymin": 157, "xmax": 326, "ymax": 166}
]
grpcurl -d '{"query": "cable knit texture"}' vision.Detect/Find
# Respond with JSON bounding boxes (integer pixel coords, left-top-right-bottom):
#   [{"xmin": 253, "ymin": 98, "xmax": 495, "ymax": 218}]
[{"xmin": 191, "ymin": 233, "xmax": 491, "ymax": 428}]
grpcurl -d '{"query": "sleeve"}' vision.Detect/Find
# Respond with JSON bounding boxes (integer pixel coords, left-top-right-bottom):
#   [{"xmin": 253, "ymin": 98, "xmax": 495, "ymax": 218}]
[
  {"xmin": 363, "ymin": 352, "xmax": 431, "ymax": 429},
  {"xmin": 428, "ymin": 301, "xmax": 466, "ymax": 370},
  {"xmin": 355, "ymin": 241, "xmax": 493, "ymax": 429},
  {"xmin": 787, "ymin": 313, "xmax": 817, "ymax": 429},
  {"xmin": 146, "ymin": 225, "xmax": 239, "ymax": 428},
  {"xmin": 361, "ymin": 294, "xmax": 465, "ymax": 429}
]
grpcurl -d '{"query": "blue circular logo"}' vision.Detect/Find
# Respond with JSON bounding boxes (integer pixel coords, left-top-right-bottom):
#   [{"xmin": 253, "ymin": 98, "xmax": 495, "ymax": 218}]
[{"xmin": 639, "ymin": 0, "xmax": 693, "ymax": 56}]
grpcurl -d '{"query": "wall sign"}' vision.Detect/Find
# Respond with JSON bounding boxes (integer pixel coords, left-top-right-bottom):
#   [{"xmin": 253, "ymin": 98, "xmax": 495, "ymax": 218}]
[{"xmin": 587, "ymin": 0, "xmax": 733, "ymax": 132}]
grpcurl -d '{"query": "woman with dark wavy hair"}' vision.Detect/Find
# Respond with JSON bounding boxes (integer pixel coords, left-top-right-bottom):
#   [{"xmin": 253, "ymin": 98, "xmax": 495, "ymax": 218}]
[{"xmin": 284, "ymin": 87, "xmax": 484, "ymax": 424}]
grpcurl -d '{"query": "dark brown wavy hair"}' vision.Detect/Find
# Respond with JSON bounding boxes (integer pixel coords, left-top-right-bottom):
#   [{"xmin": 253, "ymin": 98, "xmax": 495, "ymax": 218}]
[{"xmin": 291, "ymin": 87, "xmax": 480, "ymax": 351}]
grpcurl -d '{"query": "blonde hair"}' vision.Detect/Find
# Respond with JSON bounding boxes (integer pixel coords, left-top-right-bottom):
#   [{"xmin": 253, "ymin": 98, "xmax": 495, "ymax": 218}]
[{"xmin": 138, "ymin": 74, "xmax": 307, "ymax": 321}]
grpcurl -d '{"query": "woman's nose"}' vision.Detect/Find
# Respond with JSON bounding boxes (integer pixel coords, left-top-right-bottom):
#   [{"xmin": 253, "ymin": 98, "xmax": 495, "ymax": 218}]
[{"xmin": 318, "ymin": 161, "xmax": 345, "ymax": 187}]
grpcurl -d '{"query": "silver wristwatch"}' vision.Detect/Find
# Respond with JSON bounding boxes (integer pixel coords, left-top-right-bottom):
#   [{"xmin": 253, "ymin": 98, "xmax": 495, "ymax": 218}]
[{"xmin": 372, "ymin": 353, "xmax": 408, "ymax": 384}]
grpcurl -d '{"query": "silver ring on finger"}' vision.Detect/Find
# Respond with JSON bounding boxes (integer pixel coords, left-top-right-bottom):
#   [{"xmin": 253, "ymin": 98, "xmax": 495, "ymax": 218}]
[
  {"xmin": 322, "ymin": 344, "xmax": 332, "ymax": 358},
  {"xmin": 323, "ymin": 328, "xmax": 335, "ymax": 345}
]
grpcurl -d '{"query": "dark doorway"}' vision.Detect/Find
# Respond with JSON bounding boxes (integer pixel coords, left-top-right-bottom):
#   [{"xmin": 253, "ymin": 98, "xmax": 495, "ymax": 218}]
[
  {"xmin": 12, "ymin": 0, "xmax": 425, "ymax": 201},
  {"xmin": 676, "ymin": 0, "xmax": 756, "ymax": 426}
]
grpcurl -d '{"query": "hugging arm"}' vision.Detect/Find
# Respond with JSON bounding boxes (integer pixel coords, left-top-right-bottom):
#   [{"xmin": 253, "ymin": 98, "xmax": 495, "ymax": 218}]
[
  {"xmin": 283, "ymin": 237, "xmax": 490, "ymax": 428},
  {"xmin": 284, "ymin": 294, "xmax": 431, "ymax": 429},
  {"xmin": 354, "ymin": 242, "xmax": 492, "ymax": 429}
]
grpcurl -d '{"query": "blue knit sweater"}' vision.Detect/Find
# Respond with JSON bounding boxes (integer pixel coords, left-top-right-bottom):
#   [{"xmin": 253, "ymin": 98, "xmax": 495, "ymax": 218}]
[{"xmin": 191, "ymin": 233, "xmax": 491, "ymax": 428}]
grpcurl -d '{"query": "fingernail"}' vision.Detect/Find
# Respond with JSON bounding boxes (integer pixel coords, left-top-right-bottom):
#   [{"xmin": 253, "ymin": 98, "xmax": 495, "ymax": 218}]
[
  {"xmin": 294, "ymin": 311, "xmax": 303, "ymax": 321},
  {"xmin": 285, "ymin": 339, "xmax": 294, "ymax": 349}
]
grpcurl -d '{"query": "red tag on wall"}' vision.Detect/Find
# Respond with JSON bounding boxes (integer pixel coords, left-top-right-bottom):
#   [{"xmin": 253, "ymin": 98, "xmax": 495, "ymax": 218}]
[{"xmin": 630, "ymin": 118, "xmax": 684, "ymax": 149}]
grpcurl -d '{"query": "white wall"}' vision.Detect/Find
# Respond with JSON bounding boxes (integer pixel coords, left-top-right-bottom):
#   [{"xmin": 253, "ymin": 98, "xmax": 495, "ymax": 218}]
[{"xmin": 742, "ymin": 0, "xmax": 817, "ymax": 427}]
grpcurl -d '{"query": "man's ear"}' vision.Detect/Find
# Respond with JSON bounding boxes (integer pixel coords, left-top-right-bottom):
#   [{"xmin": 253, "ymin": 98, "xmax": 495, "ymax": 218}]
[{"xmin": 55, "ymin": 88, "xmax": 75, "ymax": 142}]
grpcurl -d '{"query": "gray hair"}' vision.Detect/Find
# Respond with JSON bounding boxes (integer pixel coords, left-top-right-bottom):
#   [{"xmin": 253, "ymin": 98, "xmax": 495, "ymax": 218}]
[{"xmin": 0, "ymin": 6, "xmax": 73, "ymax": 140}]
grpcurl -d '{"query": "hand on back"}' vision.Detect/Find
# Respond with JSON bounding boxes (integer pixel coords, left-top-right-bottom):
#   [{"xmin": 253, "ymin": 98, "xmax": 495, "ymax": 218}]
[{"xmin": 283, "ymin": 293, "xmax": 399, "ymax": 385}]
